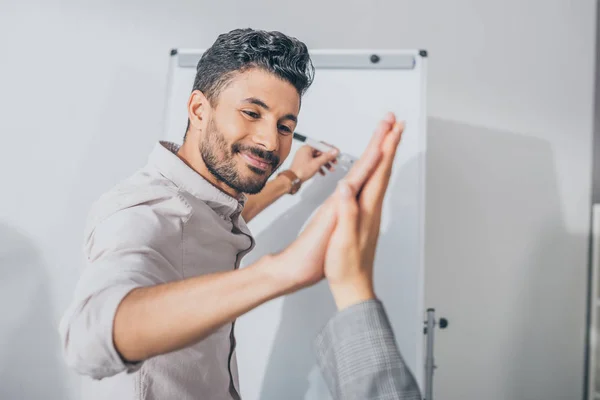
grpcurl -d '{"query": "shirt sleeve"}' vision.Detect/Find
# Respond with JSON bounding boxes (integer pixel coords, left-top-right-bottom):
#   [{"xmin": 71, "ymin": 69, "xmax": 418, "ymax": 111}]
[
  {"xmin": 59, "ymin": 193, "xmax": 187, "ymax": 379},
  {"xmin": 313, "ymin": 299, "xmax": 423, "ymax": 400}
]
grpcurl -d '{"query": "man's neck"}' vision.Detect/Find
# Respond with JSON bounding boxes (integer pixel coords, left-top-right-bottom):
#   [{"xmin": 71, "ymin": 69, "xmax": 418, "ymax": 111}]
[{"xmin": 176, "ymin": 141, "xmax": 241, "ymax": 200}]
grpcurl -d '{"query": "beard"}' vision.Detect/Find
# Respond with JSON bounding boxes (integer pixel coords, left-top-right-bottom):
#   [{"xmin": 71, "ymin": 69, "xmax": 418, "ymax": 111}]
[{"xmin": 200, "ymin": 118, "xmax": 281, "ymax": 195}]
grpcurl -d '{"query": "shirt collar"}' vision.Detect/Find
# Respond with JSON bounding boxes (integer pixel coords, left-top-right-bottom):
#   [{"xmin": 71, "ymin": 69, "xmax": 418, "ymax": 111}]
[{"xmin": 148, "ymin": 141, "xmax": 247, "ymax": 218}]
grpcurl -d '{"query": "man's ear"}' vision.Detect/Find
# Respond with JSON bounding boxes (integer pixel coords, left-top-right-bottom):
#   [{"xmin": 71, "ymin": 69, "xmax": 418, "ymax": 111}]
[{"xmin": 187, "ymin": 89, "xmax": 210, "ymax": 131}]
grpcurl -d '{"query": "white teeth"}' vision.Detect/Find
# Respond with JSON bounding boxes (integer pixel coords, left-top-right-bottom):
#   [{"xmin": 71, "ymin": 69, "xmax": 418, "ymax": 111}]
[{"xmin": 242, "ymin": 153, "xmax": 269, "ymax": 169}]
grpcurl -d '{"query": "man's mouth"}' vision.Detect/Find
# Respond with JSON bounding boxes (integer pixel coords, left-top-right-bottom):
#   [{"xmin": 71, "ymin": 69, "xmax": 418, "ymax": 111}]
[{"xmin": 240, "ymin": 152, "xmax": 272, "ymax": 171}]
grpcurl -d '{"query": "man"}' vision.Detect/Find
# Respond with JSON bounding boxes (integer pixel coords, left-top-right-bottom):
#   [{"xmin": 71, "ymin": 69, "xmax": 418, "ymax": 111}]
[
  {"xmin": 59, "ymin": 28, "xmax": 419, "ymax": 399},
  {"xmin": 314, "ymin": 115, "xmax": 423, "ymax": 400}
]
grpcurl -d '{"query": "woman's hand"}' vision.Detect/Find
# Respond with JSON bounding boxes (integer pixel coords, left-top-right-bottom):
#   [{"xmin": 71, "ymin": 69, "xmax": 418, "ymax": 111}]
[
  {"xmin": 324, "ymin": 119, "xmax": 405, "ymax": 310},
  {"xmin": 272, "ymin": 114, "xmax": 398, "ymax": 292}
]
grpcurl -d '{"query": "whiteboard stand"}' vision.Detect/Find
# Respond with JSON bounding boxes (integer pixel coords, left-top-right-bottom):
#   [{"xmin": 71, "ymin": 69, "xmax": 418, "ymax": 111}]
[
  {"xmin": 424, "ymin": 308, "xmax": 448, "ymax": 400},
  {"xmin": 586, "ymin": 204, "xmax": 600, "ymax": 400}
]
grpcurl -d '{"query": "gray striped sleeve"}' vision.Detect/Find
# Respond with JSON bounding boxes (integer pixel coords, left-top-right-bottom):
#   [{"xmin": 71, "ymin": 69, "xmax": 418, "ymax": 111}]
[{"xmin": 313, "ymin": 299, "xmax": 422, "ymax": 400}]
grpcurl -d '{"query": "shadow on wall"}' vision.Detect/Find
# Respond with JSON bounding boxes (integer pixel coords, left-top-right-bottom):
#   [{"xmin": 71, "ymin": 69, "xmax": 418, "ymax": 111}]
[
  {"xmin": 425, "ymin": 116, "xmax": 584, "ymax": 400},
  {"xmin": 0, "ymin": 222, "xmax": 69, "ymax": 400}
]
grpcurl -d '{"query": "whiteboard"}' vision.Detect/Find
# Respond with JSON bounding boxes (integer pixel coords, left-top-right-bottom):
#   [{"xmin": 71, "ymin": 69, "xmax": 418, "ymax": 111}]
[{"xmin": 163, "ymin": 49, "xmax": 427, "ymax": 399}]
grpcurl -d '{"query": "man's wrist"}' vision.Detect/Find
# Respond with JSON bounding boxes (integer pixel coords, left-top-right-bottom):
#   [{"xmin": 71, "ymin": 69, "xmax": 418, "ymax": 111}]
[
  {"xmin": 277, "ymin": 170, "xmax": 302, "ymax": 195},
  {"xmin": 277, "ymin": 173, "xmax": 294, "ymax": 193},
  {"xmin": 329, "ymin": 279, "xmax": 375, "ymax": 311},
  {"xmin": 288, "ymin": 168, "xmax": 305, "ymax": 183},
  {"xmin": 254, "ymin": 253, "xmax": 299, "ymax": 298}
]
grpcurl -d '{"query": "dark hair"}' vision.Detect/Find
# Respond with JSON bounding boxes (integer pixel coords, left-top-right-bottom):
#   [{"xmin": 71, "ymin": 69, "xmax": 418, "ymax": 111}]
[{"xmin": 184, "ymin": 28, "xmax": 314, "ymax": 140}]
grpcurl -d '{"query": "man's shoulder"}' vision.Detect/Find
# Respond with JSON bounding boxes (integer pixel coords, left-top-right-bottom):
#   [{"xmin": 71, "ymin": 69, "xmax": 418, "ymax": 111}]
[{"xmin": 86, "ymin": 168, "xmax": 193, "ymax": 234}]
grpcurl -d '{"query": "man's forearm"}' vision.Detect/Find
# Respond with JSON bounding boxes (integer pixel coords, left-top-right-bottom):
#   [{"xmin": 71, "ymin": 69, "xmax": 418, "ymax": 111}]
[
  {"xmin": 241, "ymin": 174, "xmax": 292, "ymax": 222},
  {"xmin": 113, "ymin": 254, "xmax": 290, "ymax": 362}
]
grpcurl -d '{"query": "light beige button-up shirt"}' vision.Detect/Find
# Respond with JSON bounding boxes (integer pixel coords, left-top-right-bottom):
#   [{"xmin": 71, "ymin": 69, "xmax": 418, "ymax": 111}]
[{"xmin": 59, "ymin": 141, "xmax": 255, "ymax": 400}]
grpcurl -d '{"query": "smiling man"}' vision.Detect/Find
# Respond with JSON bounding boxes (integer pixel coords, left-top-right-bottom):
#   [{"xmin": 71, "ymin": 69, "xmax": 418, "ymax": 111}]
[{"xmin": 58, "ymin": 28, "xmax": 387, "ymax": 400}]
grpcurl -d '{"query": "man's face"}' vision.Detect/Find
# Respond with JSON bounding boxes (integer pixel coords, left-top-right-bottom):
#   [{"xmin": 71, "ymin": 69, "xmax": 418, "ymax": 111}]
[{"xmin": 200, "ymin": 68, "xmax": 300, "ymax": 195}]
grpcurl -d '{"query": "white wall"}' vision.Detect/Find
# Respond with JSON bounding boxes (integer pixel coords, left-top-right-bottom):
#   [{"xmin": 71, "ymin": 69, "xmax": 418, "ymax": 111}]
[{"xmin": 0, "ymin": 1, "xmax": 595, "ymax": 399}]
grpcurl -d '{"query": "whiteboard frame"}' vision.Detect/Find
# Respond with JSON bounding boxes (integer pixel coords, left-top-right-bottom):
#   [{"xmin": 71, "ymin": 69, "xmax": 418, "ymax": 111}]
[
  {"xmin": 171, "ymin": 48, "xmax": 420, "ymax": 70},
  {"xmin": 162, "ymin": 48, "xmax": 428, "ymax": 389}
]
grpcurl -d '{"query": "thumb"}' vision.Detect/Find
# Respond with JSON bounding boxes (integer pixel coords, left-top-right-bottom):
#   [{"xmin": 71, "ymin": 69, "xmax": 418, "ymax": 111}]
[
  {"xmin": 313, "ymin": 148, "xmax": 339, "ymax": 166},
  {"xmin": 335, "ymin": 180, "xmax": 359, "ymax": 243}
]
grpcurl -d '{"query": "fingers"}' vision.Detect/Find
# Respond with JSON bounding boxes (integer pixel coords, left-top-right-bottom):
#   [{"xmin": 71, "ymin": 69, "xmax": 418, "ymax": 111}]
[
  {"xmin": 288, "ymin": 198, "xmax": 338, "ymax": 270},
  {"xmin": 307, "ymin": 146, "xmax": 338, "ymax": 178},
  {"xmin": 321, "ymin": 142, "xmax": 340, "ymax": 163},
  {"xmin": 334, "ymin": 180, "xmax": 359, "ymax": 245},
  {"xmin": 344, "ymin": 113, "xmax": 396, "ymax": 193},
  {"xmin": 367, "ymin": 120, "xmax": 404, "ymax": 196},
  {"xmin": 359, "ymin": 120, "xmax": 405, "ymax": 226},
  {"xmin": 313, "ymin": 146, "xmax": 338, "ymax": 166},
  {"xmin": 312, "ymin": 112, "xmax": 398, "ymax": 213},
  {"xmin": 382, "ymin": 112, "xmax": 396, "ymax": 125}
]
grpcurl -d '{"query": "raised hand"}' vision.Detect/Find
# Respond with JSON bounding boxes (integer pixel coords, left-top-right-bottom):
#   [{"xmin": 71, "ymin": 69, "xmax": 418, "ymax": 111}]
[
  {"xmin": 289, "ymin": 143, "xmax": 339, "ymax": 181},
  {"xmin": 324, "ymin": 119, "xmax": 405, "ymax": 309},
  {"xmin": 270, "ymin": 113, "xmax": 398, "ymax": 292}
]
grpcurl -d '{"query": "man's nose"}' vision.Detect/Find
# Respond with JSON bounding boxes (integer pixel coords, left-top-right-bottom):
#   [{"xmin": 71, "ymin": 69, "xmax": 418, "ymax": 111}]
[{"xmin": 251, "ymin": 125, "xmax": 278, "ymax": 152}]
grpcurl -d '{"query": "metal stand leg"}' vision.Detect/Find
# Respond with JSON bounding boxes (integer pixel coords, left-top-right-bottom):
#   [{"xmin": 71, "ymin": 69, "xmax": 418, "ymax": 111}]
[
  {"xmin": 424, "ymin": 308, "xmax": 436, "ymax": 400},
  {"xmin": 423, "ymin": 308, "xmax": 448, "ymax": 400}
]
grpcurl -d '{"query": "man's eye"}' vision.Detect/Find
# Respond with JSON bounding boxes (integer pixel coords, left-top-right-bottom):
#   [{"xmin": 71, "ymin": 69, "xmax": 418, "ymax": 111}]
[
  {"xmin": 279, "ymin": 125, "xmax": 292, "ymax": 134},
  {"xmin": 243, "ymin": 110, "xmax": 260, "ymax": 119}
]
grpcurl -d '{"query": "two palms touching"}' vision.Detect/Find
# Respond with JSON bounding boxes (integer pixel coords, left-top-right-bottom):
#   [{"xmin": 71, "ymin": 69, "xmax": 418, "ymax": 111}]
[{"xmin": 276, "ymin": 113, "xmax": 405, "ymax": 291}]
